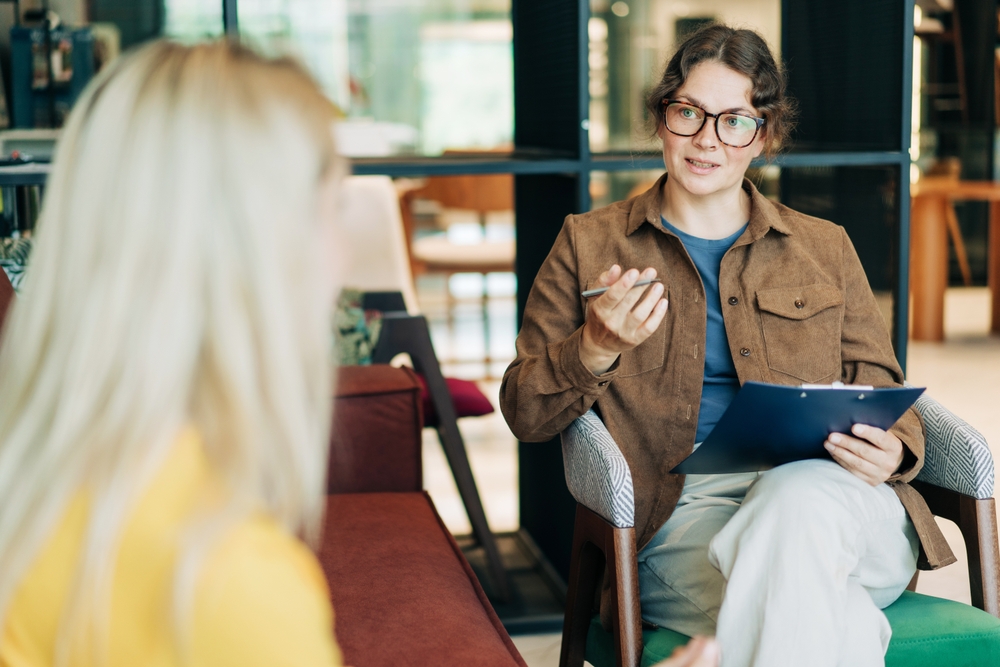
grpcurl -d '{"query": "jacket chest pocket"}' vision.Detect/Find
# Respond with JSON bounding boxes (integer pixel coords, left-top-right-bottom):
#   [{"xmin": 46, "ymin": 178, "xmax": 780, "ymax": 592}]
[
  {"xmin": 618, "ymin": 320, "xmax": 666, "ymax": 377},
  {"xmin": 756, "ymin": 284, "xmax": 844, "ymax": 383}
]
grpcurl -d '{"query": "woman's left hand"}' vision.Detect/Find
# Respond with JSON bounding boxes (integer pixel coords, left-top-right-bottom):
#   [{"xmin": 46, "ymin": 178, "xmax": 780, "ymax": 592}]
[{"xmin": 824, "ymin": 424, "xmax": 905, "ymax": 486}]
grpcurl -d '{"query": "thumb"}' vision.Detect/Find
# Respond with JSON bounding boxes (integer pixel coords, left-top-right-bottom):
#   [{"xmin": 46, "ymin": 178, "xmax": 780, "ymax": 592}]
[
  {"xmin": 658, "ymin": 637, "xmax": 719, "ymax": 667},
  {"xmin": 688, "ymin": 638, "xmax": 720, "ymax": 667}
]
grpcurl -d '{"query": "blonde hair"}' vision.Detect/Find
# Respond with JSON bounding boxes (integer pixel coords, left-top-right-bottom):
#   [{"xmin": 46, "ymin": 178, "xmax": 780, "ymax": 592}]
[{"xmin": 0, "ymin": 39, "xmax": 341, "ymax": 660}]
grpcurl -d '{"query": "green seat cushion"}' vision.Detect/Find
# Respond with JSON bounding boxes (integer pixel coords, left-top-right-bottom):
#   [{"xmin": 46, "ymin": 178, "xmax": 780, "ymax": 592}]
[
  {"xmin": 585, "ymin": 591, "xmax": 1000, "ymax": 667},
  {"xmin": 883, "ymin": 591, "xmax": 1000, "ymax": 667},
  {"xmin": 585, "ymin": 615, "xmax": 689, "ymax": 667}
]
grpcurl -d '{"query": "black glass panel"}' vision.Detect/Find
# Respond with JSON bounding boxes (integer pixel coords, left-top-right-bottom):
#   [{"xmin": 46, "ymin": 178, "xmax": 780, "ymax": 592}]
[{"xmin": 782, "ymin": 0, "xmax": 904, "ymax": 152}]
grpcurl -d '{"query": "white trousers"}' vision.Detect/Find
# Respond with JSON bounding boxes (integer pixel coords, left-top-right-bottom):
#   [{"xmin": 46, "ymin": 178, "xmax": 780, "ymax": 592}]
[{"xmin": 637, "ymin": 460, "xmax": 919, "ymax": 667}]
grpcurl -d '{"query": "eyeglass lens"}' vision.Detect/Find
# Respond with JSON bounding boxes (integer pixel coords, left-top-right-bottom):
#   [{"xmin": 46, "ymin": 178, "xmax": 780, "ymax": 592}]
[{"xmin": 665, "ymin": 102, "xmax": 758, "ymax": 147}]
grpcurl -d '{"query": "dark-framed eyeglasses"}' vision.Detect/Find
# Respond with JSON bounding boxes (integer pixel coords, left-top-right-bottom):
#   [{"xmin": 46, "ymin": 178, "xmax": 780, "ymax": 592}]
[{"xmin": 662, "ymin": 99, "xmax": 765, "ymax": 148}]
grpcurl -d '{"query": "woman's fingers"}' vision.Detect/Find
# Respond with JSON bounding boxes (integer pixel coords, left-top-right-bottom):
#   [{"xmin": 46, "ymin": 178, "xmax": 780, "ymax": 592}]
[
  {"xmin": 598, "ymin": 267, "xmax": 657, "ymax": 309},
  {"xmin": 608, "ymin": 281, "xmax": 665, "ymax": 345},
  {"xmin": 656, "ymin": 637, "xmax": 720, "ymax": 667},
  {"xmin": 851, "ymin": 424, "xmax": 902, "ymax": 460},
  {"xmin": 590, "ymin": 267, "xmax": 657, "ymax": 325},
  {"xmin": 825, "ymin": 423, "xmax": 905, "ymax": 486},
  {"xmin": 629, "ymin": 280, "xmax": 665, "ymax": 322},
  {"xmin": 687, "ymin": 637, "xmax": 720, "ymax": 667},
  {"xmin": 603, "ymin": 268, "xmax": 659, "ymax": 316},
  {"xmin": 825, "ymin": 432, "xmax": 890, "ymax": 486},
  {"xmin": 582, "ymin": 266, "xmax": 665, "ymax": 370},
  {"xmin": 631, "ymin": 286, "xmax": 668, "ymax": 339}
]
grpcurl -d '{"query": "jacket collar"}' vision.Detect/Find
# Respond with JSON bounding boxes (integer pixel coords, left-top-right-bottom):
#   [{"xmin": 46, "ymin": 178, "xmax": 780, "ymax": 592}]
[{"xmin": 626, "ymin": 172, "xmax": 794, "ymax": 240}]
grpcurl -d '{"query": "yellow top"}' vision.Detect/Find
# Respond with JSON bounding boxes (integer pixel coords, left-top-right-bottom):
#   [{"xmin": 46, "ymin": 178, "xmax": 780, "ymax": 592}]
[{"xmin": 0, "ymin": 430, "xmax": 343, "ymax": 667}]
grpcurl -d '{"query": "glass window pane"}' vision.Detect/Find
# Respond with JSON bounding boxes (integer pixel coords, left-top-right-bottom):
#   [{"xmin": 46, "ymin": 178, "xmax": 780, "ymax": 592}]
[
  {"xmin": 163, "ymin": 0, "xmax": 224, "ymax": 40},
  {"xmin": 237, "ymin": 0, "xmax": 513, "ymax": 158},
  {"xmin": 589, "ymin": 0, "xmax": 781, "ymax": 154},
  {"xmin": 87, "ymin": 1, "xmax": 221, "ymax": 52},
  {"xmin": 589, "ymin": 170, "xmax": 663, "ymax": 209}
]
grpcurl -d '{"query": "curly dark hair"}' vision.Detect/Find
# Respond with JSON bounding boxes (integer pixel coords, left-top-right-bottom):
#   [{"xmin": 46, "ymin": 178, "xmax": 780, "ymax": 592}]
[{"xmin": 646, "ymin": 24, "xmax": 796, "ymax": 158}]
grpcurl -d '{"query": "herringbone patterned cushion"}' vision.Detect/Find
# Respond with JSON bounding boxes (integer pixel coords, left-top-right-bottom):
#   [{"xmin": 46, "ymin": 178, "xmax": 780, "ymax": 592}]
[
  {"xmin": 561, "ymin": 409, "xmax": 635, "ymax": 528},
  {"xmin": 913, "ymin": 394, "xmax": 994, "ymax": 500}
]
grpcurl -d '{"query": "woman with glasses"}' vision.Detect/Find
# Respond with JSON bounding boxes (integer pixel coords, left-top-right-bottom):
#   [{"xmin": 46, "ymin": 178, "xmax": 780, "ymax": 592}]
[{"xmin": 501, "ymin": 24, "xmax": 948, "ymax": 667}]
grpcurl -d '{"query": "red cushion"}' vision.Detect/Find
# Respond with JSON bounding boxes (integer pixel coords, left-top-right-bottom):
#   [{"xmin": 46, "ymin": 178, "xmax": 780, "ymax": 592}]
[
  {"xmin": 318, "ymin": 492, "xmax": 526, "ymax": 667},
  {"xmin": 416, "ymin": 374, "xmax": 495, "ymax": 427}
]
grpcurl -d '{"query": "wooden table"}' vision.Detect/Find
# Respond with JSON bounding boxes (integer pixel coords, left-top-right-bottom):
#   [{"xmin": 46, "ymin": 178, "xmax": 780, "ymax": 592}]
[{"xmin": 910, "ymin": 178, "xmax": 1000, "ymax": 341}]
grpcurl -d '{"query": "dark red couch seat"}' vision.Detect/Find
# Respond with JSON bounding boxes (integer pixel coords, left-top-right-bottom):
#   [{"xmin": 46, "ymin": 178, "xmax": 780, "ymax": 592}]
[
  {"xmin": 318, "ymin": 492, "xmax": 526, "ymax": 667},
  {"xmin": 328, "ymin": 365, "xmax": 423, "ymax": 494}
]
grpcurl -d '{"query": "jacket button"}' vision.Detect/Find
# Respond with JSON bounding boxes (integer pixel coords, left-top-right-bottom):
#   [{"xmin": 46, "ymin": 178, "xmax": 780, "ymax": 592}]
[
  {"xmin": 795, "ymin": 299, "xmax": 805, "ymax": 309},
  {"xmin": 728, "ymin": 296, "xmax": 739, "ymax": 305},
  {"xmin": 740, "ymin": 347, "xmax": 751, "ymax": 356}
]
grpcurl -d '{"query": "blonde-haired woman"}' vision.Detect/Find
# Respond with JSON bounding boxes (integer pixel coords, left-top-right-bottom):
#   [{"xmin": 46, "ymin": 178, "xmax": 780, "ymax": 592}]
[{"xmin": 0, "ymin": 40, "xmax": 344, "ymax": 666}]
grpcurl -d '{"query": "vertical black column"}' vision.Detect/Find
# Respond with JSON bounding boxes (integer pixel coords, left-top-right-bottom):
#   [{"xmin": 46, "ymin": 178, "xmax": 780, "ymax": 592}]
[
  {"xmin": 512, "ymin": 0, "xmax": 588, "ymax": 579},
  {"xmin": 87, "ymin": 0, "xmax": 163, "ymax": 48},
  {"xmin": 223, "ymin": 0, "xmax": 239, "ymax": 34},
  {"xmin": 954, "ymin": 0, "xmax": 996, "ymax": 129},
  {"xmin": 512, "ymin": 174, "xmax": 579, "ymax": 580},
  {"xmin": 897, "ymin": 0, "xmax": 915, "ymax": 370},
  {"xmin": 782, "ymin": 0, "xmax": 904, "ymax": 152}
]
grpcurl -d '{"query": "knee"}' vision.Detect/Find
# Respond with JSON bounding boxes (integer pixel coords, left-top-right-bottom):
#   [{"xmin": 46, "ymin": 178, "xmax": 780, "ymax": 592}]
[{"xmin": 746, "ymin": 459, "xmax": 858, "ymax": 522}]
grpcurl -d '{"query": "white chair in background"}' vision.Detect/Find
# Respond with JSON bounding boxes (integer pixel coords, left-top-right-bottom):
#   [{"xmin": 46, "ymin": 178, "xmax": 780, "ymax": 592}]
[{"xmin": 335, "ymin": 175, "xmax": 419, "ymax": 314}]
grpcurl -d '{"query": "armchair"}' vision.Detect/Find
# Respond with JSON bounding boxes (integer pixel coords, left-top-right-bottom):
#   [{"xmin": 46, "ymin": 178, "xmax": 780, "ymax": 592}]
[{"xmin": 558, "ymin": 395, "xmax": 1000, "ymax": 667}]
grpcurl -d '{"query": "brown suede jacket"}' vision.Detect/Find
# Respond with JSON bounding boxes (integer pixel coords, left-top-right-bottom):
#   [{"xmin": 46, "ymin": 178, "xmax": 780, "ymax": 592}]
[{"xmin": 500, "ymin": 174, "xmax": 955, "ymax": 570}]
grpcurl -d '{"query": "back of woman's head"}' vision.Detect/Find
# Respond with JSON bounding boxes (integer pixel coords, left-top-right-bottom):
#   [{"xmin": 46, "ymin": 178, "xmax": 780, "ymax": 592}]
[
  {"xmin": 0, "ymin": 39, "xmax": 341, "ymax": 649},
  {"xmin": 646, "ymin": 24, "xmax": 796, "ymax": 157}
]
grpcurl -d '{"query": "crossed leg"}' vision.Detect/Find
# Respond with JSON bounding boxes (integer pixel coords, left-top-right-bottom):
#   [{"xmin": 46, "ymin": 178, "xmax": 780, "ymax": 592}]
[{"xmin": 638, "ymin": 460, "xmax": 918, "ymax": 667}]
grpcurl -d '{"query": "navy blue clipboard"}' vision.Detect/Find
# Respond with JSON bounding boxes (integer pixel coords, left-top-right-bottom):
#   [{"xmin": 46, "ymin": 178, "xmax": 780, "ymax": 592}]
[{"xmin": 670, "ymin": 381, "xmax": 925, "ymax": 474}]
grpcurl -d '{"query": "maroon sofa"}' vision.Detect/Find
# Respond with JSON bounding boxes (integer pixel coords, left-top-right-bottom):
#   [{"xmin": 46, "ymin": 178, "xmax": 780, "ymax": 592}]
[{"xmin": 320, "ymin": 365, "xmax": 526, "ymax": 667}]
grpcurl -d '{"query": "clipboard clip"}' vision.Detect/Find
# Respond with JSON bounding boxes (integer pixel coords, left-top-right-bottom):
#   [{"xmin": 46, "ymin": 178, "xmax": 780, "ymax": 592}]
[
  {"xmin": 799, "ymin": 381, "xmax": 875, "ymax": 391},
  {"xmin": 799, "ymin": 381, "xmax": 875, "ymax": 399}
]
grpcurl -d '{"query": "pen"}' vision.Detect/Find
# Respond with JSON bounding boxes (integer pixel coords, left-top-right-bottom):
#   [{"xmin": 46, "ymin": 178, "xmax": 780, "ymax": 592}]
[{"xmin": 581, "ymin": 278, "xmax": 662, "ymax": 299}]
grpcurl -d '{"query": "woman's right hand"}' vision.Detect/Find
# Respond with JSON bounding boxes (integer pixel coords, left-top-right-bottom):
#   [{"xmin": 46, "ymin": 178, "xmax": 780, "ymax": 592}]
[
  {"xmin": 580, "ymin": 265, "xmax": 668, "ymax": 375},
  {"xmin": 654, "ymin": 636, "xmax": 720, "ymax": 667}
]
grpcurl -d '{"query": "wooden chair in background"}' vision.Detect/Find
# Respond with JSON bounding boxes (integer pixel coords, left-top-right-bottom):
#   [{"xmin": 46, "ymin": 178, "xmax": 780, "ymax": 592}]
[
  {"xmin": 911, "ymin": 158, "xmax": 1000, "ymax": 341},
  {"xmin": 399, "ymin": 170, "xmax": 516, "ymax": 378}
]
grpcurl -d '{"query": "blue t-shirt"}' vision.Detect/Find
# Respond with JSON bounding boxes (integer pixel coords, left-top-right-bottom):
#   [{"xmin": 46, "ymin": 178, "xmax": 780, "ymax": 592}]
[{"xmin": 662, "ymin": 218, "xmax": 747, "ymax": 442}]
